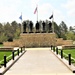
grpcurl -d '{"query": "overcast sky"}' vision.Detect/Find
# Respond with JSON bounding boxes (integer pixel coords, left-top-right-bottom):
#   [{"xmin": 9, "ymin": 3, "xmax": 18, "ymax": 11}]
[{"xmin": 0, "ymin": 0, "xmax": 75, "ymax": 27}]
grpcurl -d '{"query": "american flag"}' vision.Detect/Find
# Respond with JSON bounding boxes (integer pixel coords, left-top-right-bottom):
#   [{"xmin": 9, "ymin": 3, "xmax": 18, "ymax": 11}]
[{"xmin": 34, "ymin": 7, "xmax": 37, "ymax": 14}]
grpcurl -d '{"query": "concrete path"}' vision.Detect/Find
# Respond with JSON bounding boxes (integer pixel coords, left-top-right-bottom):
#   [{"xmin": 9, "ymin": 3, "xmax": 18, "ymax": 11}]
[{"xmin": 5, "ymin": 48, "xmax": 72, "ymax": 75}]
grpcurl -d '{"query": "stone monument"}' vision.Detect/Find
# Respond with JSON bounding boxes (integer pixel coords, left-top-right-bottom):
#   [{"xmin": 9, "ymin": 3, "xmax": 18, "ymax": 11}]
[
  {"xmin": 35, "ymin": 21, "xmax": 40, "ymax": 33},
  {"xmin": 23, "ymin": 22, "xmax": 27, "ymax": 33},
  {"xmin": 48, "ymin": 21, "xmax": 52, "ymax": 33},
  {"xmin": 42, "ymin": 21, "xmax": 46, "ymax": 33},
  {"xmin": 29, "ymin": 21, "xmax": 33, "ymax": 33}
]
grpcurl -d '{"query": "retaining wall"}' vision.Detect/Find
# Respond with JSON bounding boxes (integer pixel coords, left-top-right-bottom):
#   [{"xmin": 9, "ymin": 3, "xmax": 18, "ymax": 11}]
[{"xmin": 3, "ymin": 33, "xmax": 73, "ymax": 47}]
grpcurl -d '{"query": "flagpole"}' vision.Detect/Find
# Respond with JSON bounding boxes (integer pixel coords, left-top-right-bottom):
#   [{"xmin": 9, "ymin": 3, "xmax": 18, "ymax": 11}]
[
  {"xmin": 37, "ymin": 5, "xmax": 38, "ymax": 22},
  {"xmin": 34, "ymin": 5, "xmax": 38, "ymax": 22},
  {"xmin": 21, "ymin": 12, "xmax": 23, "ymax": 33},
  {"xmin": 52, "ymin": 12, "xmax": 54, "ymax": 33}
]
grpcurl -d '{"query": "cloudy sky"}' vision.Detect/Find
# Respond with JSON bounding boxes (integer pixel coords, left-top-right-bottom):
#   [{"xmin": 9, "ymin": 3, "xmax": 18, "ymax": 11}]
[{"xmin": 0, "ymin": 0, "xmax": 75, "ymax": 27}]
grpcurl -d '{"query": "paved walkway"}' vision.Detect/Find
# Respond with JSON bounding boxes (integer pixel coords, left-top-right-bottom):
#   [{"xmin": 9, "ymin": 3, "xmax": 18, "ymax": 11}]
[{"xmin": 5, "ymin": 48, "xmax": 72, "ymax": 75}]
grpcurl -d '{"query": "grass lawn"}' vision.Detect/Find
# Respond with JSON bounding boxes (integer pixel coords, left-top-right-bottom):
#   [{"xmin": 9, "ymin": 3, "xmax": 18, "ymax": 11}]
[
  {"xmin": 0, "ymin": 51, "xmax": 12, "ymax": 67},
  {"xmin": 0, "ymin": 44, "xmax": 3, "ymax": 47},
  {"xmin": 58, "ymin": 49, "xmax": 75, "ymax": 65},
  {"xmin": 0, "ymin": 44, "xmax": 20, "ymax": 67},
  {"xmin": 63, "ymin": 49, "xmax": 75, "ymax": 59},
  {"xmin": 0, "ymin": 44, "xmax": 12, "ymax": 61},
  {"xmin": 0, "ymin": 52, "xmax": 12, "ymax": 61}
]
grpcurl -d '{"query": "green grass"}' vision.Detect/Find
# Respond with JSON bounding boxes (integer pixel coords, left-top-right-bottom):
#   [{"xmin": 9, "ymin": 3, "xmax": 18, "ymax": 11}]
[
  {"xmin": 63, "ymin": 49, "xmax": 75, "ymax": 59},
  {"xmin": 0, "ymin": 52, "xmax": 12, "ymax": 61},
  {"xmin": 58, "ymin": 49, "xmax": 75, "ymax": 59},
  {"xmin": 58, "ymin": 49, "xmax": 75, "ymax": 65},
  {"xmin": 0, "ymin": 44, "xmax": 3, "ymax": 47},
  {"xmin": 0, "ymin": 51, "xmax": 12, "ymax": 68},
  {"xmin": 0, "ymin": 49, "xmax": 21, "ymax": 68}
]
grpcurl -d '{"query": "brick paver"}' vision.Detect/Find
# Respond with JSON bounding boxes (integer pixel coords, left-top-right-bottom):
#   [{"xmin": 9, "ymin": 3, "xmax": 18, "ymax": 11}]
[{"xmin": 5, "ymin": 48, "xmax": 72, "ymax": 75}]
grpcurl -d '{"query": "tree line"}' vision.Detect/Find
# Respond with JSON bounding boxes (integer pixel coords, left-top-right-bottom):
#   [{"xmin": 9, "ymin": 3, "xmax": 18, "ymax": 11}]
[
  {"xmin": 0, "ymin": 21, "xmax": 21, "ymax": 43},
  {"xmin": 0, "ymin": 20, "xmax": 75, "ymax": 43}
]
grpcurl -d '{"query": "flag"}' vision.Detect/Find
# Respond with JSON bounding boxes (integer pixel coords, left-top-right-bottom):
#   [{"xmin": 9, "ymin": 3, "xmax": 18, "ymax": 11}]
[
  {"xmin": 34, "ymin": 7, "xmax": 37, "ymax": 14},
  {"xmin": 49, "ymin": 14, "xmax": 53, "ymax": 19},
  {"xmin": 19, "ymin": 15, "xmax": 22, "ymax": 20}
]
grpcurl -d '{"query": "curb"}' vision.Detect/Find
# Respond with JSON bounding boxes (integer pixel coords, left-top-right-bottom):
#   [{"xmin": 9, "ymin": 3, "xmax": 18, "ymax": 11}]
[{"xmin": 50, "ymin": 50, "xmax": 75, "ymax": 73}]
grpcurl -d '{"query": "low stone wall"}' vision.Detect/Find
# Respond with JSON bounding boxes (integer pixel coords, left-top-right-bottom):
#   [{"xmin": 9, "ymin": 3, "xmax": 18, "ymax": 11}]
[
  {"xmin": 56, "ymin": 38, "xmax": 63, "ymax": 46},
  {"xmin": 3, "ymin": 42, "xmax": 15, "ymax": 47},
  {"xmin": 62, "ymin": 45, "xmax": 75, "ymax": 49},
  {"xmin": 56, "ymin": 38, "xmax": 73, "ymax": 46},
  {"xmin": 62, "ymin": 40, "xmax": 73, "ymax": 45}
]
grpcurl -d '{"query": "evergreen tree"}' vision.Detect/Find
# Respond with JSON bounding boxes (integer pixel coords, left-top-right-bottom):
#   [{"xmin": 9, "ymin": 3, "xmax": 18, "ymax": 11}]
[{"xmin": 59, "ymin": 21, "xmax": 68, "ymax": 40}]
